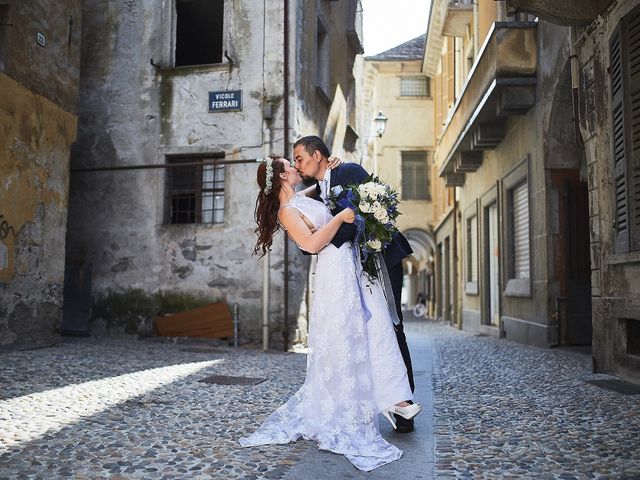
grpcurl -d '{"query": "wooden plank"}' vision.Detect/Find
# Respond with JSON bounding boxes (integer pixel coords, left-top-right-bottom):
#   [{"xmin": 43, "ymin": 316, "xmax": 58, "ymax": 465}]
[{"xmin": 153, "ymin": 302, "xmax": 234, "ymax": 338}]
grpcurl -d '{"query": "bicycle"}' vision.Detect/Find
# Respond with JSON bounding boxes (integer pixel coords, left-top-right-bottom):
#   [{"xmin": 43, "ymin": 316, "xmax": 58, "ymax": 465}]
[{"xmin": 412, "ymin": 303, "xmax": 426, "ymax": 318}]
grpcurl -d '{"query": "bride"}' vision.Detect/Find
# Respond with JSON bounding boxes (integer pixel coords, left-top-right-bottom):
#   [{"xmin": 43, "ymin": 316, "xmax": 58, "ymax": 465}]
[{"xmin": 239, "ymin": 154, "xmax": 421, "ymax": 471}]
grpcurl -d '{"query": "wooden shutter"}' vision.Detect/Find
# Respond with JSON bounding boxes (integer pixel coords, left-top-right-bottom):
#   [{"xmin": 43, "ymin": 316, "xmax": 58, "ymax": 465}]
[
  {"xmin": 611, "ymin": 26, "xmax": 629, "ymax": 253},
  {"xmin": 512, "ymin": 182, "xmax": 530, "ymax": 279},
  {"xmin": 625, "ymin": 11, "xmax": 640, "ymax": 250},
  {"xmin": 446, "ymin": 38, "xmax": 455, "ymax": 108}
]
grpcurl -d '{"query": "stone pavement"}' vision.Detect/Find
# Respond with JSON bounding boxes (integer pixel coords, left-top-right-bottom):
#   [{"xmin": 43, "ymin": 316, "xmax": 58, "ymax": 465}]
[{"xmin": 1, "ymin": 320, "xmax": 639, "ymax": 479}]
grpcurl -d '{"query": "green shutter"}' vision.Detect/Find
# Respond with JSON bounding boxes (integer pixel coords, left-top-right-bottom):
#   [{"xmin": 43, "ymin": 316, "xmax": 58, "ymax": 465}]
[
  {"xmin": 625, "ymin": 10, "xmax": 640, "ymax": 251},
  {"xmin": 611, "ymin": 26, "xmax": 629, "ymax": 253}
]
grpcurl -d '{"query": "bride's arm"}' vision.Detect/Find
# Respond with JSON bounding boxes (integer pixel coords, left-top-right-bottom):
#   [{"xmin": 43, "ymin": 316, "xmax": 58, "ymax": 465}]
[{"xmin": 278, "ymin": 207, "xmax": 354, "ymax": 254}]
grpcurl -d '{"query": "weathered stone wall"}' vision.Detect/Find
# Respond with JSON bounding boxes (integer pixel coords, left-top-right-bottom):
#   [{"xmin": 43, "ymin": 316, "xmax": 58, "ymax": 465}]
[
  {"xmin": 0, "ymin": 0, "xmax": 81, "ymax": 350},
  {"xmin": 456, "ymin": 22, "xmax": 578, "ymax": 347},
  {"xmin": 66, "ymin": 0, "xmax": 360, "ymax": 349},
  {"xmin": 575, "ymin": 0, "xmax": 640, "ymax": 382}
]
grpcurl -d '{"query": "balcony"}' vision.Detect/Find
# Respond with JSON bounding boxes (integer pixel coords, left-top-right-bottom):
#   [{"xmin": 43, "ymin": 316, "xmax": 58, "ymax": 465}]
[
  {"xmin": 436, "ymin": 21, "xmax": 538, "ymax": 185},
  {"xmin": 504, "ymin": 0, "xmax": 614, "ymax": 26},
  {"xmin": 442, "ymin": 0, "xmax": 474, "ymax": 37}
]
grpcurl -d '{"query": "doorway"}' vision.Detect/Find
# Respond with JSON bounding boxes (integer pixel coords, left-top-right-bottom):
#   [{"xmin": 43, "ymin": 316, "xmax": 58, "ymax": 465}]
[
  {"xmin": 485, "ymin": 202, "xmax": 500, "ymax": 327},
  {"xmin": 554, "ymin": 170, "xmax": 592, "ymax": 345}
]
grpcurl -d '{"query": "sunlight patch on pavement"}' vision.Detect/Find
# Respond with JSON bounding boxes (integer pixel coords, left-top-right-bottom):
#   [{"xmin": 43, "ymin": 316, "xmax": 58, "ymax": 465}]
[{"xmin": 0, "ymin": 359, "xmax": 222, "ymax": 452}]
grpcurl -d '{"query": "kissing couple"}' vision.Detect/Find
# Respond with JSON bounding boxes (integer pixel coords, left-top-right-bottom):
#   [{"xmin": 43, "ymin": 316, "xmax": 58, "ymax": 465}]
[{"xmin": 239, "ymin": 136, "xmax": 420, "ymax": 471}]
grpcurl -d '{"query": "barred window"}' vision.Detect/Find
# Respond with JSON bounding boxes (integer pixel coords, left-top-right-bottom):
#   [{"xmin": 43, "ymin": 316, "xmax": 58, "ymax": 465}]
[
  {"xmin": 400, "ymin": 76, "xmax": 430, "ymax": 97},
  {"xmin": 166, "ymin": 158, "xmax": 225, "ymax": 225},
  {"xmin": 401, "ymin": 152, "xmax": 429, "ymax": 200}
]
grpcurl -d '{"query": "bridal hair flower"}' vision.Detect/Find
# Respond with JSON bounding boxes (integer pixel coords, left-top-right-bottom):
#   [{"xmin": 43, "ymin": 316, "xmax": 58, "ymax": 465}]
[{"xmin": 263, "ymin": 157, "xmax": 274, "ymax": 195}]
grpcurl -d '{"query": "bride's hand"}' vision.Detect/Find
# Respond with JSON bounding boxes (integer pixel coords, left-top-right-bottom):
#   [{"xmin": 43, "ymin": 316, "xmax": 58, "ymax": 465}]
[
  {"xmin": 327, "ymin": 156, "xmax": 343, "ymax": 169},
  {"xmin": 337, "ymin": 208, "xmax": 355, "ymax": 224}
]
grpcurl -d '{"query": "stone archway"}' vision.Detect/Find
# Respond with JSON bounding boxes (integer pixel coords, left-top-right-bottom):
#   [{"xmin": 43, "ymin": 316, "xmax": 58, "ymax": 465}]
[{"xmin": 402, "ymin": 228, "xmax": 436, "ymax": 315}]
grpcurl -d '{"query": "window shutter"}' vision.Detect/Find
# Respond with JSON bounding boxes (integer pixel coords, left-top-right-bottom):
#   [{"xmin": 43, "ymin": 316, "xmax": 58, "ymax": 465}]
[
  {"xmin": 611, "ymin": 26, "xmax": 629, "ymax": 253},
  {"xmin": 512, "ymin": 182, "xmax": 530, "ymax": 279},
  {"xmin": 625, "ymin": 11, "xmax": 640, "ymax": 250}
]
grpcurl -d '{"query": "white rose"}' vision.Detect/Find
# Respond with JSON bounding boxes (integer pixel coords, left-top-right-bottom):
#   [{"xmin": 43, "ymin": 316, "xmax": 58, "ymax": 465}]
[
  {"xmin": 359, "ymin": 201, "xmax": 372, "ymax": 213},
  {"xmin": 366, "ymin": 239, "xmax": 382, "ymax": 251},
  {"xmin": 374, "ymin": 208, "xmax": 389, "ymax": 223},
  {"xmin": 371, "ymin": 201, "xmax": 381, "ymax": 211}
]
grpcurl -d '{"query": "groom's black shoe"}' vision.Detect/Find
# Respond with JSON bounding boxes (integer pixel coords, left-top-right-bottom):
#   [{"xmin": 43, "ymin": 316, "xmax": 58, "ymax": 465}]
[{"xmin": 394, "ymin": 415, "xmax": 414, "ymax": 433}]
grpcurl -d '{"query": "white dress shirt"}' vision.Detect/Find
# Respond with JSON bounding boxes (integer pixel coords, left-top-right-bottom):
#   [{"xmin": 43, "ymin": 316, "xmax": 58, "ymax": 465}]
[{"xmin": 319, "ymin": 168, "xmax": 332, "ymax": 201}]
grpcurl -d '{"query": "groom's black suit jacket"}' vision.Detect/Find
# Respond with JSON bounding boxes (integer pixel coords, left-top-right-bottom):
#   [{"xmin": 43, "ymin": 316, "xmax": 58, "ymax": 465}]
[{"xmin": 316, "ymin": 162, "xmax": 413, "ymax": 269}]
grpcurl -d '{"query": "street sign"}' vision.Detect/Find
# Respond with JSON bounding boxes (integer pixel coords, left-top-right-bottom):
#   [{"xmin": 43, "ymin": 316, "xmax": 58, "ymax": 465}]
[{"xmin": 209, "ymin": 90, "xmax": 242, "ymax": 112}]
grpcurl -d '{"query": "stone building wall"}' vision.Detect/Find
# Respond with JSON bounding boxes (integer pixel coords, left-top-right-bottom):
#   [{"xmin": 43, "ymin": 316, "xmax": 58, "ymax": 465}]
[
  {"xmin": 66, "ymin": 0, "xmax": 363, "ymax": 348},
  {"xmin": 0, "ymin": 0, "xmax": 82, "ymax": 350}
]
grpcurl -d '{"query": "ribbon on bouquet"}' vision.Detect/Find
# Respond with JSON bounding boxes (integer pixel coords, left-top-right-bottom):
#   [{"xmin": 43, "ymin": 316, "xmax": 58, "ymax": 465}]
[
  {"xmin": 373, "ymin": 253, "xmax": 401, "ymax": 326},
  {"xmin": 351, "ymin": 247, "xmax": 372, "ymax": 323}
]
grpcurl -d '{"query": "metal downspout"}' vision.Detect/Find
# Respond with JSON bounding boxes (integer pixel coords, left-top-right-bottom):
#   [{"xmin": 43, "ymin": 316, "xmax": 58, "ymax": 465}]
[{"xmin": 282, "ymin": 0, "xmax": 290, "ymax": 352}]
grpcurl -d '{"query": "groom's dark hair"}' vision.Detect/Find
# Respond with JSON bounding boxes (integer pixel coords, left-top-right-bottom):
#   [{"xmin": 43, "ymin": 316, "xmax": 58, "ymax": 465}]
[{"xmin": 293, "ymin": 135, "xmax": 330, "ymax": 159}]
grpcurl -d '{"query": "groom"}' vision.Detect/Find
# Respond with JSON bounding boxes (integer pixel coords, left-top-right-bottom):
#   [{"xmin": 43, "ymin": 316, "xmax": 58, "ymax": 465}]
[{"xmin": 293, "ymin": 135, "xmax": 417, "ymax": 433}]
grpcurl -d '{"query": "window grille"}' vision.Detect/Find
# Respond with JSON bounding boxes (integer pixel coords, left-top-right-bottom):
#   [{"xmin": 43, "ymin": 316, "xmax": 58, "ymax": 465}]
[{"xmin": 400, "ymin": 76, "xmax": 430, "ymax": 97}]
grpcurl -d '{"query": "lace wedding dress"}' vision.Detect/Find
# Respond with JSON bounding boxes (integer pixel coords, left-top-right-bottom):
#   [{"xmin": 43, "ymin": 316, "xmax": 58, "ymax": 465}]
[{"xmin": 239, "ymin": 193, "xmax": 412, "ymax": 471}]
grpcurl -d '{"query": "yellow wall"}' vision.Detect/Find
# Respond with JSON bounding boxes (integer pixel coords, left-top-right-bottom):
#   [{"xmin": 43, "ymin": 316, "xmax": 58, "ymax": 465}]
[
  {"xmin": 478, "ymin": 0, "xmax": 499, "ymax": 46},
  {"xmin": 0, "ymin": 73, "xmax": 77, "ymax": 283},
  {"xmin": 364, "ymin": 59, "xmax": 434, "ymax": 236}
]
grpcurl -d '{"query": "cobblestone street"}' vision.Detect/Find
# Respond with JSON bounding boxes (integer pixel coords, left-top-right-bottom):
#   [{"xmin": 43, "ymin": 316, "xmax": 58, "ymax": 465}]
[{"xmin": 1, "ymin": 320, "xmax": 639, "ymax": 479}]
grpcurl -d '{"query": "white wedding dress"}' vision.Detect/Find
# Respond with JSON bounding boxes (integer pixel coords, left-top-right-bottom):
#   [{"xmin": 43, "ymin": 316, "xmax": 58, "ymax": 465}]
[{"xmin": 239, "ymin": 193, "xmax": 413, "ymax": 471}]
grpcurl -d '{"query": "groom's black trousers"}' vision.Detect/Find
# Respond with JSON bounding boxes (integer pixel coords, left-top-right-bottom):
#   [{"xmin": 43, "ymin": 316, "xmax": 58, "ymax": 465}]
[{"xmin": 387, "ymin": 261, "xmax": 415, "ymax": 393}]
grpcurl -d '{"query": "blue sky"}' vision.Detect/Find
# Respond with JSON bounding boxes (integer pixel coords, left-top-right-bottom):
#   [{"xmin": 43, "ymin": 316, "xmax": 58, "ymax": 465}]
[{"xmin": 362, "ymin": 0, "xmax": 431, "ymax": 56}]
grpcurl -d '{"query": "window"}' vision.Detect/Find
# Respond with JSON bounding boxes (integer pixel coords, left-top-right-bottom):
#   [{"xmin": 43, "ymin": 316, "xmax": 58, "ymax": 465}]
[
  {"xmin": 0, "ymin": 5, "xmax": 9, "ymax": 70},
  {"xmin": 316, "ymin": 17, "xmax": 330, "ymax": 99},
  {"xmin": 401, "ymin": 152, "xmax": 429, "ymax": 200},
  {"xmin": 610, "ymin": 5, "xmax": 640, "ymax": 253},
  {"xmin": 175, "ymin": 0, "xmax": 223, "ymax": 66},
  {"xmin": 466, "ymin": 213, "xmax": 478, "ymax": 294},
  {"xmin": 502, "ymin": 171, "xmax": 531, "ymax": 296},
  {"xmin": 166, "ymin": 158, "xmax": 225, "ymax": 225},
  {"xmin": 400, "ymin": 76, "xmax": 430, "ymax": 97},
  {"xmin": 511, "ymin": 182, "xmax": 530, "ymax": 280}
]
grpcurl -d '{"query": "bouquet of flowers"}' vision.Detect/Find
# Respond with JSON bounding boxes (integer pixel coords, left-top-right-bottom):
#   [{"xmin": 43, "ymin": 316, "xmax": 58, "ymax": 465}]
[{"xmin": 328, "ymin": 175, "xmax": 401, "ymax": 280}]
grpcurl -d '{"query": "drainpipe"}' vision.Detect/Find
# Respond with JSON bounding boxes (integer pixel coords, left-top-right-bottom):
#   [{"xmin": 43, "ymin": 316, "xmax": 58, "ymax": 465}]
[
  {"xmin": 569, "ymin": 27, "xmax": 584, "ymax": 148},
  {"xmin": 261, "ymin": 0, "xmax": 271, "ymax": 351},
  {"xmin": 263, "ymin": 252, "xmax": 270, "ymax": 350},
  {"xmin": 282, "ymin": 0, "xmax": 290, "ymax": 352},
  {"xmin": 452, "ymin": 189, "xmax": 460, "ymax": 328},
  {"xmin": 262, "ymin": 118, "xmax": 272, "ymax": 351}
]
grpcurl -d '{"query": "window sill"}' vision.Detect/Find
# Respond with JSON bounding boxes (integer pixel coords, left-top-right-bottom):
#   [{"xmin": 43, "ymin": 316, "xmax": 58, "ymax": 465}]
[
  {"xmin": 158, "ymin": 63, "xmax": 229, "ymax": 76},
  {"xmin": 607, "ymin": 250, "xmax": 640, "ymax": 265},
  {"xmin": 162, "ymin": 223, "xmax": 226, "ymax": 229},
  {"xmin": 397, "ymin": 95, "xmax": 432, "ymax": 100},
  {"xmin": 504, "ymin": 278, "xmax": 531, "ymax": 297},
  {"xmin": 465, "ymin": 282, "xmax": 479, "ymax": 295}
]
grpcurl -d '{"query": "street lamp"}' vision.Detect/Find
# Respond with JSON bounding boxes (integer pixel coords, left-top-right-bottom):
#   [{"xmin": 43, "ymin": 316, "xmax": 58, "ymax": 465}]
[{"xmin": 374, "ymin": 111, "xmax": 388, "ymax": 137}]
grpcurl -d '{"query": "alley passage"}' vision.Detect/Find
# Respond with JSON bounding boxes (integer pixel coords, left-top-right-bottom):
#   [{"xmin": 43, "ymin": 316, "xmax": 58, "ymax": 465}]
[{"xmin": 1, "ymin": 322, "xmax": 639, "ymax": 479}]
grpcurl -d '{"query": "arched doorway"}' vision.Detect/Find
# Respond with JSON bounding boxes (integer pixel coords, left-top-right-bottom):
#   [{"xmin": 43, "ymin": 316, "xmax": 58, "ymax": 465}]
[{"xmin": 402, "ymin": 228, "xmax": 436, "ymax": 317}]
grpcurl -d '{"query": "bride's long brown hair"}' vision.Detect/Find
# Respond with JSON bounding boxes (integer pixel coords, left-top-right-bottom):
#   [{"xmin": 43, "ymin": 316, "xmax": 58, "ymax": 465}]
[{"xmin": 253, "ymin": 154, "xmax": 288, "ymax": 257}]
